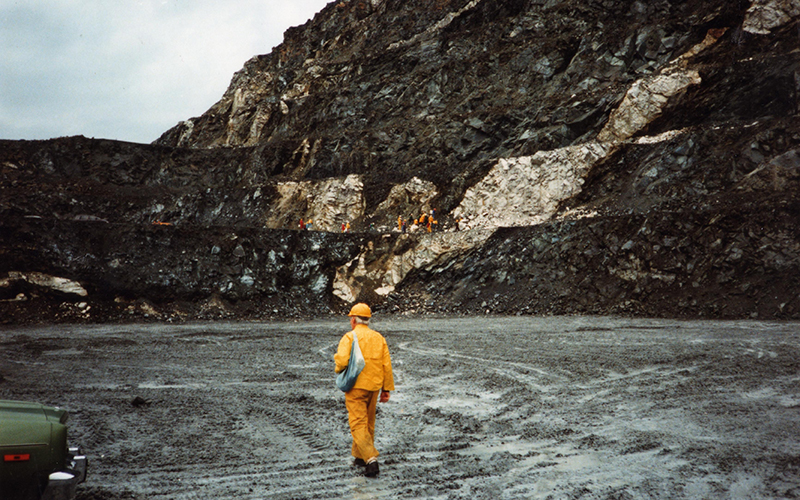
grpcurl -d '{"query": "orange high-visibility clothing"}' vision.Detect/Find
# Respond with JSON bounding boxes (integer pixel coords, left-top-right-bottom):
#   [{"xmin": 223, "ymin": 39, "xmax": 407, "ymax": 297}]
[
  {"xmin": 345, "ymin": 388, "xmax": 379, "ymax": 460},
  {"xmin": 335, "ymin": 324, "xmax": 395, "ymax": 462},
  {"xmin": 335, "ymin": 324, "xmax": 394, "ymax": 392}
]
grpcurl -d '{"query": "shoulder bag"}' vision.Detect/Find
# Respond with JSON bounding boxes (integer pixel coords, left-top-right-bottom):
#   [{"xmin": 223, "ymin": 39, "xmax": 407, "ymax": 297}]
[{"xmin": 336, "ymin": 331, "xmax": 366, "ymax": 392}]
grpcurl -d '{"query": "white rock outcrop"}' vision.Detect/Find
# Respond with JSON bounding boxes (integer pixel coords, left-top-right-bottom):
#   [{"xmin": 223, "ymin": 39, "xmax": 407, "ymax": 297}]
[
  {"xmin": 2, "ymin": 272, "xmax": 88, "ymax": 297},
  {"xmin": 333, "ymin": 229, "xmax": 493, "ymax": 303},
  {"xmin": 453, "ymin": 28, "xmax": 728, "ymax": 232},
  {"xmin": 263, "ymin": 174, "xmax": 365, "ymax": 231},
  {"xmin": 388, "ymin": 0, "xmax": 483, "ymax": 50},
  {"xmin": 454, "ymin": 142, "xmax": 613, "ymax": 230},
  {"xmin": 597, "ymin": 69, "xmax": 701, "ymax": 143},
  {"xmin": 596, "ymin": 27, "xmax": 730, "ymax": 143},
  {"xmin": 743, "ymin": 0, "xmax": 800, "ymax": 34},
  {"xmin": 376, "ymin": 176, "xmax": 438, "ymax": 216}
]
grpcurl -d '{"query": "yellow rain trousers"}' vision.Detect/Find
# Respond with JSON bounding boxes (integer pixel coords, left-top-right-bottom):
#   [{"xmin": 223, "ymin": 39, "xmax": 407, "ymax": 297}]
[
  {"xmin": 345, "ymin": 389, "xmax": 379, "ymax": 460},
  {"xmin": 335, "ymin": 324, "xmax": 394, "ymax": 461}
]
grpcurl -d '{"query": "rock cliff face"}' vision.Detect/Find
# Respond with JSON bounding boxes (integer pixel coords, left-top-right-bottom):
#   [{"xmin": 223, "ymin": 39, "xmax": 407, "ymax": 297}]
[{"xmin": 2, "ymin": 0, "xmax": 800, "ymax": 323}]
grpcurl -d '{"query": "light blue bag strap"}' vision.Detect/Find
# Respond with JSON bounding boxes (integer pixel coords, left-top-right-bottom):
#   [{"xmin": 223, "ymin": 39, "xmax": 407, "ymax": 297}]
[{"xmin": 349, "ymin": 330, "xmax": 358, "ymax": 359}]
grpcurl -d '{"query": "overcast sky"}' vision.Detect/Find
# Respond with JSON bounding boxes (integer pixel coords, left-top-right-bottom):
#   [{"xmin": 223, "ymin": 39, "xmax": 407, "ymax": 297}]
[{"xmin": 0, "ymin": 0, "xmax": 331, "ymax": 144}]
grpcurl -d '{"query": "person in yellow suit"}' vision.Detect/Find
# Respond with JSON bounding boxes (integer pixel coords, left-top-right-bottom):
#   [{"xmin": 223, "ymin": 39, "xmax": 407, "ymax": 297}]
[{"xmin": 334, "ymin": 303, "xmax": 394, "ymax": 477}]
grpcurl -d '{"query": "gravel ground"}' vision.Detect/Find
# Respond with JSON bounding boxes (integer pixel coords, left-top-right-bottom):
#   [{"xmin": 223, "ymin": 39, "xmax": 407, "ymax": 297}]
[{"xmin": 1, "ymin": 316, "xmax": 799, "ymax": 499}]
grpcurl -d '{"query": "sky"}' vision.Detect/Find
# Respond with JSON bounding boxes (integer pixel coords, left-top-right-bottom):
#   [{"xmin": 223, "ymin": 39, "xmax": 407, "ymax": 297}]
[{"xmin": 0, "ymin": 0, "xmax": 332, "ymax": 144}]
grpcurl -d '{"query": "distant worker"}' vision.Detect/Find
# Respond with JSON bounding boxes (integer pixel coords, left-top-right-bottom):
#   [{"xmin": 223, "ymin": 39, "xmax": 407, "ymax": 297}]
[
  {"xmin": 335, "ymin": 303, "xmax": 394, "ymax": 478},
  {"xmin": 307, "ymin": 219, "xmax": 313, "ymax": 231},
  {"xmin": 342, "ymin": 222, "xmax": 347, "ymax": 232},
  {"xmin": 299, "ymin": 218, "xmax": 305, "ymax": 230},
  {"xmin": 346, "ymin": 222, "xmax": 351, "ymax": 233}
]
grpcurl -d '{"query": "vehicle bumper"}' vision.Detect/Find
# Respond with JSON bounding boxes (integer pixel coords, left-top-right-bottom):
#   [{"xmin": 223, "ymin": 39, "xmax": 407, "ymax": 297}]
[{"xmin": 41, "ymin": 448, "xmax": 87, "ymax": 500}]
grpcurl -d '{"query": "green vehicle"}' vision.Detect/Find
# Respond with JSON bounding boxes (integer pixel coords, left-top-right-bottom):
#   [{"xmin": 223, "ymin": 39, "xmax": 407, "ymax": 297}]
[{"xmin": 0, "ymin": 400, "xmax": 86, "ymax": 500}]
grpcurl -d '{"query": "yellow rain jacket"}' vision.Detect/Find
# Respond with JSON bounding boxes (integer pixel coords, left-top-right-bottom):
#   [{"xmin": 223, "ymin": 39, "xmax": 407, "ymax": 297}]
[{"xmin": 335, "ymin": 324, "xmax": 394, "ymax": 392}]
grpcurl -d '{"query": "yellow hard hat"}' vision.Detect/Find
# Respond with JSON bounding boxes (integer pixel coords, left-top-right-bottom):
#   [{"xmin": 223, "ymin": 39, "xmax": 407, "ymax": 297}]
[{"xmin": 348, "ymin": 303, "xmax": 372, "ymax": 318}]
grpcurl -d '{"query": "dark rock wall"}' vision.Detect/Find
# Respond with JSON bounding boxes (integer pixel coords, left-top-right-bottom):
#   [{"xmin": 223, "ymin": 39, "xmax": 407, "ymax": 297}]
[
  {"xmin": 0, "ymin": 137, "xmax": 272, "ymax": 227},
  {"xmin": 1, "ymin": 216, "xmax": 382, "ymax": 322},
  {"xmin": 388, "ymin": 195, "xmax": 800, "ymax": 319},
  {"xmin": 156, "ymin": 0, "xmax": 747, "ymax": 213},
  {"xmin": 2, "ymin": 0, "xmax": 800, "ymax": 323},
  {"xmin": 386, "ymin": 109, "xmax": 800, "ymax": 318}
]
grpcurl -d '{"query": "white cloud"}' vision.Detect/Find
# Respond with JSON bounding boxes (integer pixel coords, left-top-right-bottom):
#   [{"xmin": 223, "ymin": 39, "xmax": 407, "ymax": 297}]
[{"xmin": 0, "ymin": 0, "xmax": 332, "ymax": 143}]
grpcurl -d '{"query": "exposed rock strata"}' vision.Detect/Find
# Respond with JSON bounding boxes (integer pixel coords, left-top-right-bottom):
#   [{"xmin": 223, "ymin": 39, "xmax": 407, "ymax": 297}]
[
  {"xmin": 266, "ymin": 174, "xmax": 365, "ymax": 231},
  {"xmin": 333, "ymin": 229, "xmax": 493, "ymax": 302},
  {"xmin": 452, "ymin": 28, "xmax": 719, "ymax": 231},
  {"xmin": 388, "ymin": 194, "xmax": 800, "ymax": 319},
  {"xmin": 743, "ymin": 0, "xmax": 800, "ymax": 34},
  {"xmin": 454, "ymin": 142, "xmax": 613, "ymax": 229},
  {"xmin": 0, "ymin": 218, "xmax": 372, "ymax": 321},
  {"xmin": 375, "ymin": 176, "xmax": 439, "ymax": 223},
  {"xmin": 1, "ymin": 272, "xmax": 88, "ymax": 298},
  {"xmin": 2, "ymin": 0, "xmax": 800, "ymax": 323}
]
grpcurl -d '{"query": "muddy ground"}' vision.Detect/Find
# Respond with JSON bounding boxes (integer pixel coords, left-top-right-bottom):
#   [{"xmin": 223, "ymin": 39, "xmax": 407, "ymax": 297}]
[{"xmin": 1, "ymin": 316, "xmax": 799, "ymax": 499}]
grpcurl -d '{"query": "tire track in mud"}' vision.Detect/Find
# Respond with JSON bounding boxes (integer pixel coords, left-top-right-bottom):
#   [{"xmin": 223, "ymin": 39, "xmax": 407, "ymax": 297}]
[
  {"xmin": 122, "ymin": 463, "xmax": 375, "ymax": 499},
  {"xmin": 375, "ymin": 335, "xmax": 546, "ymax": 498},
  {"xmin": 123, "ymin": 332, "xmax": 385, "ymax": 499}
]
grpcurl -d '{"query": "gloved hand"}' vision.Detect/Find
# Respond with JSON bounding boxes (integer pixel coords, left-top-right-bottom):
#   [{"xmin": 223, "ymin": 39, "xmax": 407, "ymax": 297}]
[{"xmin": 379, "ymin": 390, "xmax": 390, "ymax": 403}]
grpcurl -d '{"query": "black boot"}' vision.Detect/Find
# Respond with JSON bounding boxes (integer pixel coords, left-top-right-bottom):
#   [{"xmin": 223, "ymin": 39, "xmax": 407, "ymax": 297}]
[{"xmin": 365, "ymin": 460, "xmax": 379, "ymax": 477}]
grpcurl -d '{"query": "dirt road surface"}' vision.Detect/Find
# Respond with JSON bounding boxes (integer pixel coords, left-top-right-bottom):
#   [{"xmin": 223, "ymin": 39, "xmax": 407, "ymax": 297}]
[{"xmin": 1, "ymin": 316, "xmax": 799, "ymax": 499}]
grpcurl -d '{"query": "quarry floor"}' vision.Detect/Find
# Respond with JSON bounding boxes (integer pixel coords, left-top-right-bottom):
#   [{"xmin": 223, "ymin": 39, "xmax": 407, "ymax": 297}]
[{"xmin": 1, "ymin": 316, "xmax": 799, "ymax": 499}]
